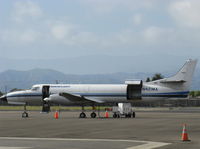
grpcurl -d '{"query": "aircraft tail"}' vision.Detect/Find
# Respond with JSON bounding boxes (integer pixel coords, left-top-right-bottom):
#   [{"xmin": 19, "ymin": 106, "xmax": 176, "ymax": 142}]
[{"xmin": 155, "ymin": 59, "xmax": 198, "ymax": 91}]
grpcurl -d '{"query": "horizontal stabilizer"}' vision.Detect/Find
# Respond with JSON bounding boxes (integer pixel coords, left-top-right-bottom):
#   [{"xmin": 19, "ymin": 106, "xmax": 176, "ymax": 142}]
[{"xmin": 160, "ymin": 80, "xmax": 186, "ymax": 83}]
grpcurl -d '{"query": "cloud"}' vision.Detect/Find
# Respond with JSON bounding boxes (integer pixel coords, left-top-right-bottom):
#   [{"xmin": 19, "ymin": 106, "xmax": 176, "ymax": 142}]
[
  {"xmin": 71, "ymin": 32, "xmax": 98, "ymax": 45},
  {"xmin": 47, "ymin": 19, "xmax": 98, "ymax": 46},
  {"xmin": 12, "ymin": 0, "xmax": 43, "ymax": 23},
  {"xmin": 1, "ymin": 0, "xmax": 200, "ymax": 59},
  {"xmin": 108, "ymin": 25, "xmax": 178, "ymax": 51},
  {"xmin": 0, "ymin": 29, "xmax": 42, "ymax": 45},
  {"xmin": 131, "ymin": 14, "xmax": 142, "ymax": 25},
  {"xmin": 82, "ymin": 0, "xmax": 156, "ymax": 14},
  {"xmin": 169, "ymin": 0, "xmax": 200, "ymax": 28},
  {"xmin": 50, "ymin": 24, "xmax": 73, "ymax": 40},
  {"xmin": 143, "ymin": 26, "xmax": 175, "ymax": 44}
]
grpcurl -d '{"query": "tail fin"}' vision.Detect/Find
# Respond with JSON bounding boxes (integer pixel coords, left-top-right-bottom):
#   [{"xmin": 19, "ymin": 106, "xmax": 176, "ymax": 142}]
[{"xmin": 159, "ymin": 59, "xmax": 197, "ymax": 90}]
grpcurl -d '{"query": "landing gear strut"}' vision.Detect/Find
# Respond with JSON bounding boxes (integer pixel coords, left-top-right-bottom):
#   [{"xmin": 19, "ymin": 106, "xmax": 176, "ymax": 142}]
[
  {"xmin": 22, "ymin": 104, "xmax": 28, "ymax": 118},
  {"xmin": 79, "ymin": 106, "xmax": 86, "ymax": 118}
]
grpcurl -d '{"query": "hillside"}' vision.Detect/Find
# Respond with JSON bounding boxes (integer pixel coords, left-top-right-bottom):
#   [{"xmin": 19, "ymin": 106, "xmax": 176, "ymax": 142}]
[{"xmin": 0, "ymin": 68, "xmax": 199, "ymax": 92}]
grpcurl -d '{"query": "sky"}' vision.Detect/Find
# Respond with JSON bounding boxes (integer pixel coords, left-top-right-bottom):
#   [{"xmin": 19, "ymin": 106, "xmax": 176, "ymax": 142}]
[{"xmin": 0, "ymin": 0, "xmax": 200, "ymax": 70}]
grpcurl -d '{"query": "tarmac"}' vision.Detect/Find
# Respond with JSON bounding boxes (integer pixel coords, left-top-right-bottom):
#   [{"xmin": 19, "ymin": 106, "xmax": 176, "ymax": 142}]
[{"xmin": 0, "ymin": 109, "xmax": 200, "ymax": 149}]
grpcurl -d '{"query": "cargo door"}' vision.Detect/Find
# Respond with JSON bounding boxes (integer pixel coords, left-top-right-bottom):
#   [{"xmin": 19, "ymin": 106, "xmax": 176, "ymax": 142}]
[{"xmin": 126, "ymin": 80, "xmax": 142, "ymax": 100}]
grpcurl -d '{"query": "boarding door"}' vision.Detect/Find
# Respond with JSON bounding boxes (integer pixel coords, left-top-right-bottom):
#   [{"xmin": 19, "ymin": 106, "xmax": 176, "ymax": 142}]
[
  {"xmin": 42, "ymin": 85, "xmax": 50, "ymax": 99},
  {"xmin": 42, "ymin": 85, "xmax": 50, "ymax": 112}
]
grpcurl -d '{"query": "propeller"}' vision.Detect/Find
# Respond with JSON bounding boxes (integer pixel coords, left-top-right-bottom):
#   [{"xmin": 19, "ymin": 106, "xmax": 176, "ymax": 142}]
[{"xmin": 0, "ymin": 95, "xmax": 7, "ymax": 103}]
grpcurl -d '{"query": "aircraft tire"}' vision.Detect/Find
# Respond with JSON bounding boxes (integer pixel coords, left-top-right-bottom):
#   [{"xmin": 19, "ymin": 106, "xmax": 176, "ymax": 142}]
[
  {"xmin": 113, "ymin": 113, "xmax": 117, "ymax": 118},
  {"xmin": 79, "ymin": 112, "xmax": 86, "ymax": 118},
  {"xmin": 90, "ymin": 112, "xmax": 96, "ymax": 118},
  {"xmin": 22, "ymin": 112, "xmax": 28, "ymax": 118}
]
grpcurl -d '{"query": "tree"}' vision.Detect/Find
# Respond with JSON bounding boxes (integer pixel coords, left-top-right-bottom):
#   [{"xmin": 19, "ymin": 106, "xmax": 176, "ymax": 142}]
[
  {"xmin": 146, "ymin": 77, "xmax": 151, "ymax": 82},
  {"xmin": 195, "ymin": 91, "xmax": 200, "ymax": 97},
  {"xmin": 189, "ymin": 91, "xmax": 200, "ymax": 97},
  {"xmin": 189, "ymin": 91, "xmax": 195, "ymax": 97},
  {"xmin": 0, "ymin": 91, "xmax": 3, "ymax": 96},
  {"xmin": 151, "ymin": 73, "xmax": 164, "ymax": 81}
]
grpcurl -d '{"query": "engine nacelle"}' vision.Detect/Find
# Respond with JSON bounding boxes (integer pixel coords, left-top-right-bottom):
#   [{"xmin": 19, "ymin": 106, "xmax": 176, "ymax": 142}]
[{"xmin": 44, "ymin": 94, "xmax": 71, "ymax": 104}]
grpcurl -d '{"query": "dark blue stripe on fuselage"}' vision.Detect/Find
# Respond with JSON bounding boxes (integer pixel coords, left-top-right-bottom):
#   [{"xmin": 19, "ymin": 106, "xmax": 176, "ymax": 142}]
[
  {"xmin": 7, "ymin": 94, "xmax": 42, "ymax": 98},
  {"xmin": 7, "ymin": 91, "xmax": 189, "ymax": 98}
]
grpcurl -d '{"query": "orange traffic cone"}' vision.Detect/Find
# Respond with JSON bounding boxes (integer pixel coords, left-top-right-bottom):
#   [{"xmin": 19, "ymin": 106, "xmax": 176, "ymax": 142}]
[
  {"xmin": 105, "ymin": 110, "xmax": 109, "ymax": 118},
  {"xmin": 181, "ymin": 124, "xmax": 190, "ymax": 141},
  {"xmin": 54, "ymin": 111, "xmax": 59, "ymax": 119}
]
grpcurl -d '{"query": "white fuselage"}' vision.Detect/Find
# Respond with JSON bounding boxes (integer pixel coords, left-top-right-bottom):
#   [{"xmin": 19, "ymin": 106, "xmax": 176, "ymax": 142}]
[{"xmin": 5, "ymin": 83, "xmax": 189, "ymax": 105}]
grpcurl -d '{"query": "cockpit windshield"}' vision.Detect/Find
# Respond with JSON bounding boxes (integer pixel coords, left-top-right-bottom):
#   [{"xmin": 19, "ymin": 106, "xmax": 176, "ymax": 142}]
[{"xmin": 31, "ymin": 86, "xmax": 40, "ymax": 91}]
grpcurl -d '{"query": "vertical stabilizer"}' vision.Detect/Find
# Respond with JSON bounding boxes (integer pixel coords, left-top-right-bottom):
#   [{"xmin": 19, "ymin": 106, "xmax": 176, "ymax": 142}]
[{"xmin": 159, "ymin": 59, "xmax": 197, "ymax": 90}]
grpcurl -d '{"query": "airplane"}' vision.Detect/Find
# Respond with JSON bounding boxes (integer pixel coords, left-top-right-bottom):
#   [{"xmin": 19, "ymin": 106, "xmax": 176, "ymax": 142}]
[{"xmin": 0, "ymin": 59, "xmax": 197, "ymax": 118}]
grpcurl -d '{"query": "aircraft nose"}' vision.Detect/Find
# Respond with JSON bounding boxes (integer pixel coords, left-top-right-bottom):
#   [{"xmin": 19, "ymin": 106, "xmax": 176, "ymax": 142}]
[{"xmin": 0, "ymin": 95, "xmax": 7, "ymax": 103}]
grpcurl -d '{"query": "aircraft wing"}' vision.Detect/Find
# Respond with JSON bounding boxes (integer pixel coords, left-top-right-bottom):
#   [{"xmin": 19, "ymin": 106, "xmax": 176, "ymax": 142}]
[{"xmin": 59, "ymin": 92, "xmax": 104, "ymax": 103}]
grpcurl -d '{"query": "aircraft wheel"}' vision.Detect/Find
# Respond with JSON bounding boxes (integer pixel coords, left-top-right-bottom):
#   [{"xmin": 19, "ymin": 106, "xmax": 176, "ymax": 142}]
[
  {"xmin": 132, "ymin": 112, "xmax": 135, "ymax": 118},
  {"xmin": 79, "ymin": 112, "xmax": 86, "ymax": 118},
  {"xmin": 90, "ymin": 112, "xmax": 96, "ymax": 118},
  {"xmin": 125, "ymin": 114, "xmax": 131, "ymax": 118},
  {"xmin": 22, "ymin": 112, "xmax": 28, "ymax": 118},
  {"xmin": 113, "ymin": 113, "xmax": 117, "ymax": 118}
]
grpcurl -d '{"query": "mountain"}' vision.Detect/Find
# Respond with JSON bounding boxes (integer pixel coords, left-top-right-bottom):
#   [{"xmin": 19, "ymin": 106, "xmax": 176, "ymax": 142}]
[
  {"xmin": 0, "ymin": 69, "xmax": 152, "ymax": 92},
  {"xmin": 0, "ymin": 68, "xmax": 199, "ymax": 92},
  {"xmin": 0, "ymin": 54, "xmax": 197, "ymax": 74}
]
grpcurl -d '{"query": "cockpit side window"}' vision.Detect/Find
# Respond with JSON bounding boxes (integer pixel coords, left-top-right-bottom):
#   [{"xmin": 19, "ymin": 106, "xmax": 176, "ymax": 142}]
[{"xmin": 31, "ymin": 87, "xmax": 40, "ymax": 91}]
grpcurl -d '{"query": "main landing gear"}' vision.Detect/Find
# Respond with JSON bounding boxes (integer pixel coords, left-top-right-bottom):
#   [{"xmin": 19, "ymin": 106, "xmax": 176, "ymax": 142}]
[
  {"xmin": 79, "ymin": 105, "xmax": 97, "ymax": 118},
  {"xmin": 90, "ymin": 105, "xmax": 96, "ymax": 118},
  {"xmin": 79, "ymin": 106, "xmax": 86, "ymax": 118},
  {"xmin": 90, "ymin": 112, "xmax": 96, "ymax": 118},
  {"xmin": 22, "ymin": 104, "xmax": 28, "ymax": 118}
]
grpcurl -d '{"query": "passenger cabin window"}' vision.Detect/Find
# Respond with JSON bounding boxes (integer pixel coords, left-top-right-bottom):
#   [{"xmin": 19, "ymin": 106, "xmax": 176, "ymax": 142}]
[{"xmin": 31, "ymin": 87, "xmax": 40, "ymax": 91}]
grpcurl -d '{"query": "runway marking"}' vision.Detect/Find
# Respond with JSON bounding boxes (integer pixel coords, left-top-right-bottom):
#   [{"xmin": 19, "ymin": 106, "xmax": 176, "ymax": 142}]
[
  {"xmin": 0, "ymin": 137, "xmax": 171, "ymax": 149},
  {"xmin": 126, "ymin": 141, "xmax": 170, "ymax": 149}
]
